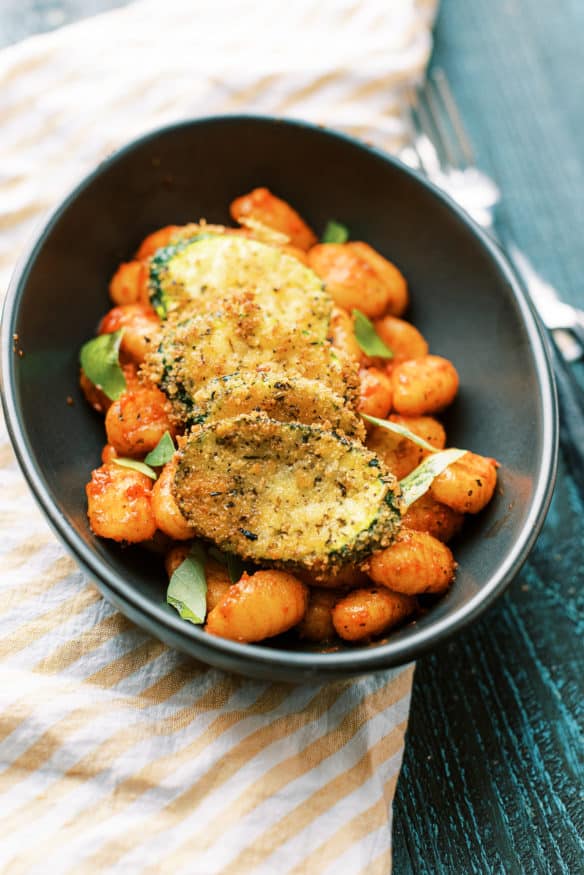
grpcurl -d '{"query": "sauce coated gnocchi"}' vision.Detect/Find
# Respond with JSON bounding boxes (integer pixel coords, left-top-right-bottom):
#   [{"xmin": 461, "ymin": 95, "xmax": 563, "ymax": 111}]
[{"xmin": 81, "ymin": 188, "xmax": 498, "ymax": 649}]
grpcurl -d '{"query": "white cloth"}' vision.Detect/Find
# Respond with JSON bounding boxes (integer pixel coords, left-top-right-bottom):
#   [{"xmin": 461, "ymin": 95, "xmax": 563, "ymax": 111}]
[{"xmin": 0, "ymin": 2, "xmax": 437, "ymax": 872}]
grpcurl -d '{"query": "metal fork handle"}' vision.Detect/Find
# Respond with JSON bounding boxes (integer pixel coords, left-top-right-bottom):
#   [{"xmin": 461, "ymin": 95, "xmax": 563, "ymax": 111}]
[
  {"xmin": 505, "ymin": 249, "xmax": 584, "ymax": 498},
  {"xmin": 410, "ymin": 68, "xmax": 584, "ymax": 493},
  {"xmin": 505, "ymin": 243, "xmax": 584, "ymax": 354},
  {"xmin": 554, "ymin": 309, "xmax": 584, "ymax": 350},
  {"xmin": 413, "ymin": 70, "xmax": 584, "ymax": 362},
  {"xmin": 543, "ymin": 306, "xmax": 584, "ymax": 357},
  {"xmin": 564, "ymin": 318, "xmax": 584, "ymax": 354},
  {"xmin": 548, "ymin": 338, "xmax": 584, "ymax": 498}
]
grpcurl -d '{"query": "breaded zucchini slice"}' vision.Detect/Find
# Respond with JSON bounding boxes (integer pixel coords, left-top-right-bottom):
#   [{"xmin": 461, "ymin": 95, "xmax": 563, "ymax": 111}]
[
  {"xmin": 149, "ymin": 296, "xmax": 359, "ymax": 421},
  {"xmin": 173, "ymin": 414, "xmax": 401, "ymax": 576},
  {"xmin": 188, "ymin": 372, "xmax": 366, "ymax": 439},
  {"xmin": 148, "ymin": 234, "xmax": 331, "ymax": 335}
]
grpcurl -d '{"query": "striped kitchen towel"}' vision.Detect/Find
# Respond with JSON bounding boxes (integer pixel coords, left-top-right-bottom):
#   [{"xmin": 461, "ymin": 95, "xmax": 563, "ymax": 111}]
[{"xmin": 0, "ymin": 1, "xmax": 436, "ymax": 871}]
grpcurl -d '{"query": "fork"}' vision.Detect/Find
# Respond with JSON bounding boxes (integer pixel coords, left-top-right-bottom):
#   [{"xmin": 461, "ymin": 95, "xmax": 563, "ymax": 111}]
[{"xmin": 403, "ymin": 69, "xmax": 584, "ymax": 491}]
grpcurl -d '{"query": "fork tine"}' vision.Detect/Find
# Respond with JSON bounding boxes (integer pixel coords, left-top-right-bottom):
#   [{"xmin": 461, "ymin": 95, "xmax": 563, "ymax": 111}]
[
  {"xmin": 399, "ymin": 95, "xmax": 425, "ymax": 172},
  {"xmin": 422, "ymin": 77, "xmax": 463, "ymax": 170},
  {"xmin": 405, "ymin": 102, "xmax": 433, "ymax": 175},
  {"xmin": 431, "ymin": 69, "xmax": 475, "ymax": 167},
  {"xmin": 409, "ymin": 90, "xmax": 443, "ymax": 176}
]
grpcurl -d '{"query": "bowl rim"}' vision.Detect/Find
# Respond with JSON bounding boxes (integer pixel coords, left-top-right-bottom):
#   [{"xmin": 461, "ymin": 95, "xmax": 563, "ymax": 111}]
[{"xmin": 1, "ymin": 113, "xmax": 558, "ymax": 673}]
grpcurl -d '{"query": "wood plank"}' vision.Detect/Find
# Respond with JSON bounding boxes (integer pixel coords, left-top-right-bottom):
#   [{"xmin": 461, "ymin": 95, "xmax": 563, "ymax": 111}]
[{"xmin": 394, "ymin": 0, "xmax": 584, "ymax": 867}]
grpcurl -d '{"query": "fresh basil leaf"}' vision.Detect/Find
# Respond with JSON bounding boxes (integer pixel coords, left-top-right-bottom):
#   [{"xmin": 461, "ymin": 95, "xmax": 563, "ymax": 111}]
[
  {"xmin": 144, "ymin": 431, "xmax": 176, "ymax": 466},
  {"xmin": 400, "ymin": 448, "xmax": 467, "ymax": 509},
  {"xmin": 208, "ymin": 546, "xmax": 244, "ymax": 583},
  {"xmin": 80, "ymin": 330, "xmax": 126, "ymax": 400},
  {"xmin": 322, "ymin": 220, "xmax": 349, "ymax": 244},
  {"xmin": 112, "ymin": 457, "xmax": 157, "ymax": 480},
  {"xmin": 353, "ymin": 309, "xmax": 393, "ymax": 358},
  {"xmin": 208, "ymin": 546, "xmax": 227, "ymax": 565},
  {"xmin": 226, "ymin": 553, "xmax": 244, "ymax": 583},
  {"xmin": 167, "ymin": 543, "xmax": 207, "ymax": 624},
  {"xmin": 362, "ymin": 414, "xmax": 437, "ymax": 452}
]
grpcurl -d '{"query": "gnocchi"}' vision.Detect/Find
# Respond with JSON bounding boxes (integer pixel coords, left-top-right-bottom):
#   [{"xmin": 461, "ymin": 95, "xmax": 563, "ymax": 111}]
[
  {"xmin": 308, "ymin": 241, "xmax": 408, "ymax": 317},
  {"xmin": 109, "ymin": 260, "xmax": 149, "ymax": 307},
  {"xmin": 165, "ymin": 549, "xmax": 232, "ymax": 611},
  {"xmin": 332, "ymin": 587, "xmax": 416, "ymax": 642},
  {"xmin": 366, "ymin": 530, "xmax": 456, "ymax": 596},
  {"xmin": 373, "ymin": 315, "xmax": 429, "ymax": 362},
  {"xmin": 151, "ymin": 458, "xmax": 196, "ymax": 540},
  {"xmin": 297, "ymin": 589, "xmax": 339, "ymax": 642},
  {"xmin": 430, "ymin": 452, "xmax": 498, "ymax": 514},
  {"xmin": 401, "ymin": 493, "xmax": 464, "ymax": 543},
  {"xmin": 80, "ymin": 188, "xmax": 498, "ymax": 651},
  {"xmin": 366, "ymin": 415, "xmax": 446, "ymax": 479},
  {"xmin": 230, "ymin": 187, "xmax": 317, "ymax": 251},
  {"xmin": 205, "ymin": 570, "xmax": 308, "ymax": 642},
  {"xmin": 86, "ymin": 463, "xmax": 156, "ymax": 543},
  {"xmin": 358, "ymin": 367, "xmax": 393, "ymax": 419},
  {"xmin": 99, "ymin": 304, "xmax": 161, "ymax": 365},
  {"xmin": 392, "ymin": 355, "xmax": 459, "ymax": 416},
  {"xmin": 105, "ymin": 386, "xmax": 175, "ymax": 457}
]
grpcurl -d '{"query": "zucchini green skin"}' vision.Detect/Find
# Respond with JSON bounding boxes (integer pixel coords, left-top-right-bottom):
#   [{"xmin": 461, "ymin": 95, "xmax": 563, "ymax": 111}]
[
  {"xmin": 148, "ymin": 234, "xmax": 330, "ymax": 333},
  {"xmin": 173, "ymin": 413, "xmax": 401, "ymax": 577},
  {"xmin": 148, "ymin": 235, "xmax": 205, "ymax": 318},
  {"xmin": 145, "ymin": 233, "xmax": 360, "ymax": 419}
]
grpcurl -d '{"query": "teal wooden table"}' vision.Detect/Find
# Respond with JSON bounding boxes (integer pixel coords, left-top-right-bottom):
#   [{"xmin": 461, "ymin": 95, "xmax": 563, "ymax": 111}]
[
  {"xmin": 393, "ymin": 2, "xmax": 584, "ymax": 872},
  {"xmin": 2, "ymin": 1, "xmax": 582, "ymax": 872}
]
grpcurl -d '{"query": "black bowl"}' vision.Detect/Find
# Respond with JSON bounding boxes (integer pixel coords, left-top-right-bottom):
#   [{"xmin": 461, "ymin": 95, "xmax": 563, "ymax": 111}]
[{"xmin": 1, "ymin": 116, "xmax": 557, "ymax": 682}]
